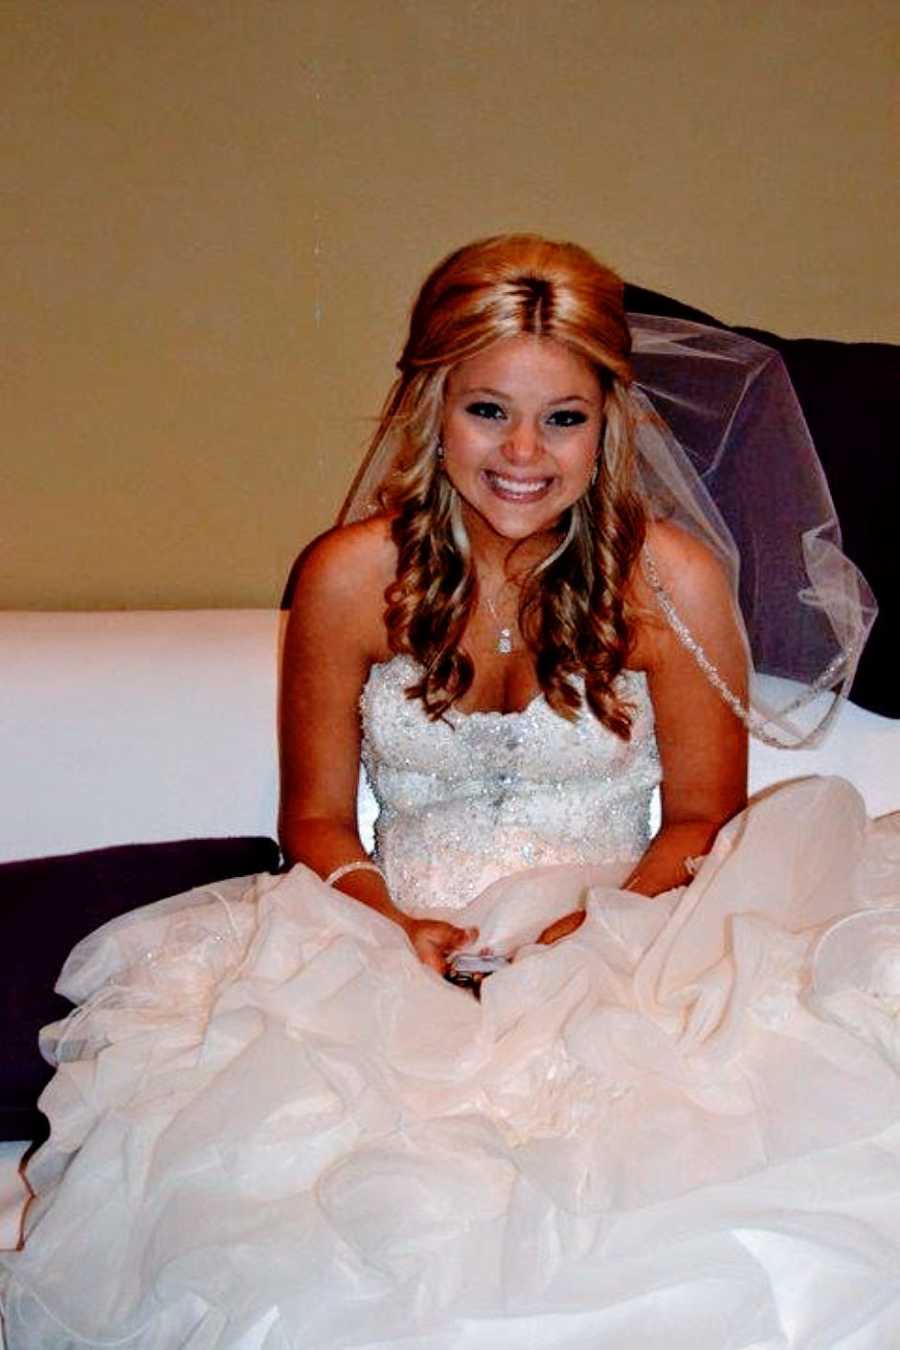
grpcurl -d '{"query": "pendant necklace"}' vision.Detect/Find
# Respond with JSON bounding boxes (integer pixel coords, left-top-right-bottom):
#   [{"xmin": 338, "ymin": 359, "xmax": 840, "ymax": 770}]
[{"xmin": 484, "ymin": 591, "xmax": 515, "ymax": 655}]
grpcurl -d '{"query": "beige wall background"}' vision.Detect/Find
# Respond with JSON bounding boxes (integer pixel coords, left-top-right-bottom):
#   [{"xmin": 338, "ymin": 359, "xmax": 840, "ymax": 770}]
[{"xmin": 3, "ymin": 0, "xmax": 897, "ymax": 610}]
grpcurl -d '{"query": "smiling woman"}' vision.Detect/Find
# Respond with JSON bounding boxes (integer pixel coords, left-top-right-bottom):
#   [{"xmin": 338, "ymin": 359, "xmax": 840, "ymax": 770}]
[
  {"xmin": 2, "ymin": 236, "xmax": 895, "ymax": 1350},
  {"xmin": 441, "ymin": 335, "xmax": 603, "ymax": 544},
  {"xmin": 356, "ymin": 238, "xmax": 651, "ymax": 742}
]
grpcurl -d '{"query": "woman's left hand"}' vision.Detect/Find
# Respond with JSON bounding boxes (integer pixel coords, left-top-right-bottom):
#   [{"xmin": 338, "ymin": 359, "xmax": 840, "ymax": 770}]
[
  {"xmin": 404, "ymin": 917, "xmax": 478, "ymax": 974},
  {"xmin": 537, "ymin": 909, "xmax": 586, "ymax": 946}
]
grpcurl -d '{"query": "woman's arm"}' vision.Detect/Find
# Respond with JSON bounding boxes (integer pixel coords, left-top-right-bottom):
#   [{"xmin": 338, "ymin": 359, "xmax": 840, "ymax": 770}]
[
  {"xmin": 621, "ymin": 522, "xmax": 748, "ymax": 895},
  {"xmin": 279, "ymin": 521, "xmax": 475, "ymax": 972},
  {"xmin": 278, "ymin": 522, "xmax": 391, "ymax": 887},
  {"xmin": 538, "ymin": 523, "xmax": 748, "ymax": 944}
]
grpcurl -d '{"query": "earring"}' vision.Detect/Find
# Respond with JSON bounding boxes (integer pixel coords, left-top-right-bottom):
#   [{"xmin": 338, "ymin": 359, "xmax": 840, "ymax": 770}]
[
  {"xmin": 590, "ymin": 458, "xmax": 599, "ymax": 487},
  {"xmin": 436, "ymin": 441, "xmax": 445, "ymax": 460}
]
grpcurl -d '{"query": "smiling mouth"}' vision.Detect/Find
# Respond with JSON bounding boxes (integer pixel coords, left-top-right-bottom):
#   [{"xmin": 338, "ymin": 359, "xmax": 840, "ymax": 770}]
[{"xmin": 483, "ymin": 471, "xmax": 554, "ymax": 502}]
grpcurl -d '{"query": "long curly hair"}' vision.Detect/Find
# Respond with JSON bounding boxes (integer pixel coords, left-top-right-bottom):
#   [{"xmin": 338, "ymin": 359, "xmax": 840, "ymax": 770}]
[{"xmin": 356, "ymin": 234, "xmax": 647, "ymax": 737}]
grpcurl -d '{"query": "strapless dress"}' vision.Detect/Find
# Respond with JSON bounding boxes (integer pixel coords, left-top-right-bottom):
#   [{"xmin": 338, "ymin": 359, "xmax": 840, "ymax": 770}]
[{"xmin": 2, "ymin": 657, "xmax": 899, "ymax": 1349}]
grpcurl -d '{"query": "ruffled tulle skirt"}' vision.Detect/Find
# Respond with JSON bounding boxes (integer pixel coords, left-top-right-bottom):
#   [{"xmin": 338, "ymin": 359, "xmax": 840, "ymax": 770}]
[{"xmin": 2, "ymin": 777, "xmax": 900, "ymax": 1349}]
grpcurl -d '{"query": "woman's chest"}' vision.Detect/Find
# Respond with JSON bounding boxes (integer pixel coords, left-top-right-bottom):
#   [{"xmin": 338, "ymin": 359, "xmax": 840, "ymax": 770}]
[{"xmin": 360, "ymin": 655, "xmax": 659, "ymax": 788}]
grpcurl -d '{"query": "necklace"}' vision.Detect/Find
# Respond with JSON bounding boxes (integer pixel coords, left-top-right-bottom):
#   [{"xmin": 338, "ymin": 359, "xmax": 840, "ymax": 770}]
[{"xmin": 484, "ymin": 591, "xmax": 515, "ymax": 655}]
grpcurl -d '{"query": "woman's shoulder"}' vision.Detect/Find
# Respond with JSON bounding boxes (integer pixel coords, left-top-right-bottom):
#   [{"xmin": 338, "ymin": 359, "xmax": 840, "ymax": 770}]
[
  {"xmin": 636, "ymin": 520, "xmax": 733, "ymax": 608},
  {"xmin": 283, "ymin": 516, "xmax": 397, "ymax": 664},
  {"xmin": 628, "ymin": 520, "xmax": 739, "ymax": 669},
  {"xmin": 288, "ymin": 515, "xmax": 397, "ymax": 607}
]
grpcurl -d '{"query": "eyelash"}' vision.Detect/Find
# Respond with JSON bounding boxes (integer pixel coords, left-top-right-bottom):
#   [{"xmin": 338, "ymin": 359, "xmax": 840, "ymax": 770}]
[{"xmin": 465, "ymin": 402, "xmax": 588, "ymax": 428}]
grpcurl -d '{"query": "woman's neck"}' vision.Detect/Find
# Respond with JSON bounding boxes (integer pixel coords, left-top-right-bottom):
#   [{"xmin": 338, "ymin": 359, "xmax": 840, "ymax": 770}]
[{"xmin": 463, "ymin": 507, "xmax": 564, "ymax": 585}]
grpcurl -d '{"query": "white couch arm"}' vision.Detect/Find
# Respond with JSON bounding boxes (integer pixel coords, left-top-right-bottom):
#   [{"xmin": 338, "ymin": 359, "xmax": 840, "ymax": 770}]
[
  {"xmin": 1, "ymin": 611, "xmax": 283, "ymax": 863},
  {"xmin": 3, "ymin": 613, "xmax": 898, "ymax": 866}
]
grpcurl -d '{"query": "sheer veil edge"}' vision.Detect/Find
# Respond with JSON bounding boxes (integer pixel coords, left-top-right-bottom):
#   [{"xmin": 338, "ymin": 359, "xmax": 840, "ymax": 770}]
[{"xmin": 340, "ymin": 314, "xmax": 875, "ymax": 749}]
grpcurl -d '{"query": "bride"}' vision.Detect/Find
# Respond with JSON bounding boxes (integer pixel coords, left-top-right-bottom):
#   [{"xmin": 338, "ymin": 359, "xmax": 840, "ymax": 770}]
[{"xmin": 2, "ymin": 236, "xmax": 899, "ymax": 1349}]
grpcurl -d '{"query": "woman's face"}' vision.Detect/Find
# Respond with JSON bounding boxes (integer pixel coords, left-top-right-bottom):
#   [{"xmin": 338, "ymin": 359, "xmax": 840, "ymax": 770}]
[{"xmin": 441, "ymin": 335, "xmax": 604, "ymax": 548}]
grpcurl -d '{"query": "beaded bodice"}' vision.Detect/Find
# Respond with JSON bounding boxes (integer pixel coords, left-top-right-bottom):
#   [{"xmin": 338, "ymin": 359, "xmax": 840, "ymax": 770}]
[{"xmin": 360, "ymin": 655, "xmax": 661, "ymax": 913}]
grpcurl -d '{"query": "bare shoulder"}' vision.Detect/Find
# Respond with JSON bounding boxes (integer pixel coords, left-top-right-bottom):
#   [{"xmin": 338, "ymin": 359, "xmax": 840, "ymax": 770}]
[
  {"xmin": 291, "ymin": 515, "xmax": 396, "ymax": 603},
  {"xmin": 639, "ymin": 519, "xmax": 731, "ymax": 605},
  {"xmin": 286, "ymin": 514, "xmax": 397, "ymax": 662},
  {"xmin": 629, "ymin": 520, "xmax": 740, "ymax": 669}
]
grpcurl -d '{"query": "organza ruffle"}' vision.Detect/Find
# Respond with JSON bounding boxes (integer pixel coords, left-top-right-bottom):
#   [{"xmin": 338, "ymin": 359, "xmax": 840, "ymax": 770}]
[{"xmin": 2, "ymin": 778, "xmax": 900, "ymax": 1349}]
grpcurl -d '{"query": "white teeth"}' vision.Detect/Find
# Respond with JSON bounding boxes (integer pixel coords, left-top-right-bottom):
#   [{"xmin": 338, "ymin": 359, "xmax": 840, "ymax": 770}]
[{"xmin": 487, "ymin": 473, "xmax": 550, "ymax": 496}]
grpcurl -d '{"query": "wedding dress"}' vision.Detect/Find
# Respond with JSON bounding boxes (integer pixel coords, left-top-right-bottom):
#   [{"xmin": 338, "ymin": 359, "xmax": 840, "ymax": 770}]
[{"xmin": 2, "ymin": 657, "xmax": 900, "ymax": 1349}]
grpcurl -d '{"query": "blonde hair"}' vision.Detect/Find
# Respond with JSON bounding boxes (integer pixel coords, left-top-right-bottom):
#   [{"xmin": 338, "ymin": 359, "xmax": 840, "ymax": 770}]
[{"xmin": 371, "ymin": 234, "xmax": 646, "ymax": 736}]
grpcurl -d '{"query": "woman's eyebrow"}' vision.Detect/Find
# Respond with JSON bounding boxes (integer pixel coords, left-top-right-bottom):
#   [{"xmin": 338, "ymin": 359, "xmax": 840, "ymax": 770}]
[
  {"xmin": 458, "ymin": 385, "xmax": 510, "ymax": 399},
  {"xmin": 460, "ymin": 385, "xmax": 598, "ymax": 405}
]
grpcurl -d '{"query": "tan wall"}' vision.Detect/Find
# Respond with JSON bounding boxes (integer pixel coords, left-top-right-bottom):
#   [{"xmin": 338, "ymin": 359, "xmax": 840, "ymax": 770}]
[{"xmin": 4, "ymin": 0, "xmax": 897, "ymax": 610}]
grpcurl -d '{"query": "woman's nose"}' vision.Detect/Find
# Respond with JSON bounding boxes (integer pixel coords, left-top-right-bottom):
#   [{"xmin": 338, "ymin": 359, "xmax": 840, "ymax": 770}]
[{"xmin": 502, "ymin": 421, "xmax": 542, "ymax": 465}]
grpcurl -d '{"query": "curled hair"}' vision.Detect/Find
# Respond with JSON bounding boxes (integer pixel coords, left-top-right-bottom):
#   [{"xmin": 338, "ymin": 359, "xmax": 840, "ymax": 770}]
[{"xmin": 367, "ymin": 234, "xmax": 647, "ymax": 737}]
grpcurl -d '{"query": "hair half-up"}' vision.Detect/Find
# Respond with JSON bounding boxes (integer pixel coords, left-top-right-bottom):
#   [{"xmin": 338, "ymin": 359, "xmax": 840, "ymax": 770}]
[
  {"xmin": 384, "ymin": 459, "xmax": 479, "ymax": 719},
  {"xmin": 373, "ymin": 234, "xmax": 648, "ymax": 736}
]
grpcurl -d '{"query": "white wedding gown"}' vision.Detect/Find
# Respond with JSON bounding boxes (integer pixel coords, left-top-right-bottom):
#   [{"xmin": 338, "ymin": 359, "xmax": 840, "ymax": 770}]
[{"xmin": 3, "ymin": 656, "xmax": 900, "ymax": 1349}]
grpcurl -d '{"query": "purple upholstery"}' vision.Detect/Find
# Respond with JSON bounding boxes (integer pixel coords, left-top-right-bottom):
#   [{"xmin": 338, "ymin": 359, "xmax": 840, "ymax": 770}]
[{"xmin": 1, "ymin": 836, "xmax": 279, "ymax": 1141}]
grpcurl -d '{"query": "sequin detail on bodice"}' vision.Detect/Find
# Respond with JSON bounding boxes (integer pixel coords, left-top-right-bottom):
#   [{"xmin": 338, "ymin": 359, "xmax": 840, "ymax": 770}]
[{"xmin": 360, "ymin": 655, "xmax": 661, "ymax": 912}]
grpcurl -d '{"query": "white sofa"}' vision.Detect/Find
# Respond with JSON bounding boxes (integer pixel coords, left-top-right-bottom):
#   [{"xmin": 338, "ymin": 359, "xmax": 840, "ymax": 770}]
[
  {"xmin": 2, "ymin": 607, "xmax": 900, "ymax": 1255},
  {"xmin": 2, "ymin": 610, "xmax": 284, "ymax": 865},
  {"xmin": 5, "ymin": 609, "xmax": 900, "ymax": 866}
]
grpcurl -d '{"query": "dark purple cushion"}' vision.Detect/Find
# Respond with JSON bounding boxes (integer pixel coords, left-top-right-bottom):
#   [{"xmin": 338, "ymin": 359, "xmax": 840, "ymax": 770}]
[
  {"xmin": 625, "ymin": 284, "xmax": 899, "ymax": 718},
  {"xmin": 0, "ymin": 836, "xmax": 280, "ymax": 1141}
]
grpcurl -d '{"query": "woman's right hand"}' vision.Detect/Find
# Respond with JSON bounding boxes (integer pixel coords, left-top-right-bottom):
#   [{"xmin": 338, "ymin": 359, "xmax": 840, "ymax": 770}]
[{"xmin": 402, "ymin": 918, "xmax": 478, "ymax": 974}]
